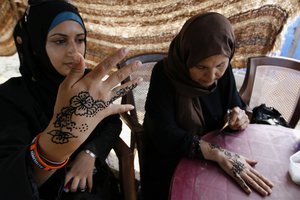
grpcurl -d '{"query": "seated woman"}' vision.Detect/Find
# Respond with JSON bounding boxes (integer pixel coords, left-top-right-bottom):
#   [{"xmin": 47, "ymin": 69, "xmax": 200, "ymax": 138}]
[
  {"xmin": 0, "ymin": 1, "xmax": 141, "ymax": 199},
  {"xmin": 141, "ymin": 12, "xmax": 274, "ymax": 200}
]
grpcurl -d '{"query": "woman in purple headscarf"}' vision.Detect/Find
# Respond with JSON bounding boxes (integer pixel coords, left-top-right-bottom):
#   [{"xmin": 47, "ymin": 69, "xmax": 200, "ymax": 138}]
[{"xmin": 142, "ymin": 12, "xmax": 273, "ymax": 199}]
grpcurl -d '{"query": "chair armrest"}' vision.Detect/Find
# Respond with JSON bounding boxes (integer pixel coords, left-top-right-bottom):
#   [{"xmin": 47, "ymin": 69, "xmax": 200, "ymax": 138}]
[
  {"xmin": 120, "ymin": 112, "xmax": 145, "ymax": 185},
  {"xmin": 245, "ymin": 106, "xmax": 253, "ymax": 121},
  {"xmin": 113, "ymin": 137, "xmax": 137, "ymax": 200},
  {"xmin": 120, "ymin": 112, "xmax": 143, "ymax": 133}
]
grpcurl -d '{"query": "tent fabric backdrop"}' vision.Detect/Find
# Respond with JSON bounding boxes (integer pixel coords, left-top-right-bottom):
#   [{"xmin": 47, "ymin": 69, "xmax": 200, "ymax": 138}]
[{"xmin": 1, "ymin": 0, "xmax": 299, "ymax": 68}]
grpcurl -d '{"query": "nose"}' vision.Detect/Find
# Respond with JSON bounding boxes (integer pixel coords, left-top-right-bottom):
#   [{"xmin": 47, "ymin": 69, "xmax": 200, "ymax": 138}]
[
  {"xmin": 67, "ymin": 40, "xmax": 78, "ymax": 56},
  {"xmin": 206, "ymin": 68, "xmax": 220, "ymax": 82}
]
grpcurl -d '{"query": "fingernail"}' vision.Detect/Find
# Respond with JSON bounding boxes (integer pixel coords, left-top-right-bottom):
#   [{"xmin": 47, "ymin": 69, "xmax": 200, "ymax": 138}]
[
  {"xmin": 137, "ymin": 77, "xmax": 143, "ymax": 83},
  {"xmin": 135, "ymin": 60, "xmax": 142, "ymax": 66},
  {"xmin": 73, "ymin": 54, "xmax": 80, "ymax": 64},
  {"xmin": 122, "ymin": 47, "xmax": 129, "ymax": 55}
]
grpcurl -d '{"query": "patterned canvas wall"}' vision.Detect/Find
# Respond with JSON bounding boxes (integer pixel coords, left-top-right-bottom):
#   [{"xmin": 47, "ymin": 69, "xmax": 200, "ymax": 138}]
[{"xmin": 1, "ymin": 0, "xmax": 299, "ymax": 68}]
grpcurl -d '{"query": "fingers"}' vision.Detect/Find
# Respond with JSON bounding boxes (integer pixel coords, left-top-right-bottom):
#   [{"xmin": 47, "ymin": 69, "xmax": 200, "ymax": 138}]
[
  {"xmin": 229, "ymin": 107, "xmax": 249, "ymax": 130},
  {"xmin": 245, "ymin": 157, "xmax": 258, "ymax": 166},
  {"xmin": 63, "ymin": 53, "xmax": 86, "ymax": 88},
  {"xmin": 232, "ymin": 172, "xmax": 252, "ymax": 194},
  {"xmin": 250, "ymin": 167, "xmax": 274, "ymax": 188},
  {"xmin": 234, "ymin": 160, "xmax": 273, "ymax": 196},
  {"xmin": 246, "ymin": 171, "xmax": 272, "ymax": 196},
  {"xmin": 88, "ymin": 48, "xmax": 129, "ymax": 81},
  {"xmin": 105, "ymin": 104, "xmax": 135, "ymax": 116},
  {"xmin": 70, "ymin": 177, "xmax": 80, "ymax": 192},
  {"xmin": 79, "ymin": 178, "xmax": 87, "ymax": 192},
  {"xmin": 104, "ymin": 60, "xmax": 142, "ymax": 90},
  {"xmin": 87, "ymin": 173, "xmax": 93, "ymax": 192},
  {"xmin": 110, "ymin": 77, "xmax": 143, "ymax": 102}
]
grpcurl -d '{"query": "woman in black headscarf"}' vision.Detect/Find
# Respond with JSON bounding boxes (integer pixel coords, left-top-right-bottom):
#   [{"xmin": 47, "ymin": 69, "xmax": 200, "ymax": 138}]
[
  {"xmin": 142, "ymin": 12, "xmax": 274, "ymax": 199},
  {"xmin": 0, "ymin": 0, "xmax": 141, "ymax": 199}
]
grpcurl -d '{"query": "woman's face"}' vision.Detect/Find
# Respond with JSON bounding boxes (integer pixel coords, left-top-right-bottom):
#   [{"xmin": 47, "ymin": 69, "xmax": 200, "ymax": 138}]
[
  {"xmin": 46, "ymin": 20, "xmax": 85, "ymax": 76},
  {"xmin": 189, "ymin": 54, "xmax": 229, "ymax": 89}
]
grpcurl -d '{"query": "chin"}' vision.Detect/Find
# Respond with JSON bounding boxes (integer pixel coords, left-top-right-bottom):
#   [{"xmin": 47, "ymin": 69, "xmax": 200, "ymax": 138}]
[{"xmin": 199, "ymin": 81, "xmax": 216, "ymax": 89}]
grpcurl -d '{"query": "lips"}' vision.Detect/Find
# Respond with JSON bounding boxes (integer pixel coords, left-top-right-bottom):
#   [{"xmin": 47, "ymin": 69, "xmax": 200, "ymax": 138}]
[{"xmin": 64, "ymin": 62, "xmax": 74, "ymax": 68}]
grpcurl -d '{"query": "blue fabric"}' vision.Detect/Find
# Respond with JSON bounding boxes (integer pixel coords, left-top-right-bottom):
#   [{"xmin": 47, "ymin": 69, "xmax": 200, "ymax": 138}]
[{"xmin": 48, "ymin": 11, "xmax": 84, "ymax": 32}]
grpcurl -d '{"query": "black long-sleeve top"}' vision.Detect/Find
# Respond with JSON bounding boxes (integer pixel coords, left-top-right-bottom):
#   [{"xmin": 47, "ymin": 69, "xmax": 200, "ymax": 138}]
[
  {"xmin": 0, "ymin": 77, "xmax": 121, "ymax": 199},
  {"xmin": 141, "ymin": 60, "xmax": 246, "ymax": 199}
]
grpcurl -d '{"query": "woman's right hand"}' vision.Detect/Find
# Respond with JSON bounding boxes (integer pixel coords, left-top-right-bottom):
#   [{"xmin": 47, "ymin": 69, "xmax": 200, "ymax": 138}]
[{"xmin": 200, "ymin": 140, "xmax": 274, "ymax": 196}]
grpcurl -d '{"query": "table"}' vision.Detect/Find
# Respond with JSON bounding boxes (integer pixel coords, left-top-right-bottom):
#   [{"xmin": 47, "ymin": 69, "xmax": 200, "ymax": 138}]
[{"xmin": 169, "ymin": 124, "xmax": 300, "ymax": 200}]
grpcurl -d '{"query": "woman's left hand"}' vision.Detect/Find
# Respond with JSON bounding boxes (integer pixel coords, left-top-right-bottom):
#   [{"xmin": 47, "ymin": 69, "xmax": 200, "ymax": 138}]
[
  {"xmin": 64, "ymin": 151, "xmax": 96, "ymax": 193},
  {"xmin": 200, "ymin": 140, "xmax": 274, "ymax": 196},
  {"xmin": 215, "ymin": 146, "xmax": 274, "ymax": 196},
  {"xmin": 228, "ymin": 106, "xmax": 249, "ymax": 130}
]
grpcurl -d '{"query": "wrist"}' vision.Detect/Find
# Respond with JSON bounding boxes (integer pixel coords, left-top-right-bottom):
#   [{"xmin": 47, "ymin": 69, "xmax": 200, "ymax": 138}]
[
  {"xmin": 84, "ymin": 149, "xmax": 97, "ymax": 159},
  {"xmin": 199, "ymin": 140, "xmax": 223, "ymax": 162}
]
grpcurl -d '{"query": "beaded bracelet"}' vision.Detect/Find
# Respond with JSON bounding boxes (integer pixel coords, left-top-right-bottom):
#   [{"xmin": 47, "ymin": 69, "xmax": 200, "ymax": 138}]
[{"xmin": 30, "ymin": 133, "xmax": 69, "ymax": 171}]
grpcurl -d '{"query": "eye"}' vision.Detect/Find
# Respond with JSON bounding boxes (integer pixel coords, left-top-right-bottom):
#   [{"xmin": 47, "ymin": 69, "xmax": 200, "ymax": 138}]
[
  {"xmin": 195, "ymin": 65, "xmax": 207, "ymax": 70},
  {"xmin": 53, "ymin": 38, "xmax": 66, "ymax": 45},
  {"xmin": 76, "ymin": 38, "xmax": 85, "ymax": 43},
  {"xmin": 216, "ymin": 62, "xmax": 226, "ymax": 68}
]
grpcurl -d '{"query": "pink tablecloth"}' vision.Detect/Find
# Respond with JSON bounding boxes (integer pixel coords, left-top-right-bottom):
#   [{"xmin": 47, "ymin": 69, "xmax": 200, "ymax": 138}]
[{"xmin": 170, "ymin": 124, "xmax": 300, "ymax": 200}]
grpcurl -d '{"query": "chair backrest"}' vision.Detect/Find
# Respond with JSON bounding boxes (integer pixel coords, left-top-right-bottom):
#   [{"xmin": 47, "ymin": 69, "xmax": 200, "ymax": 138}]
[
  {"xmin": 118, "ymin": 53, "xmax": 167, "ymax": 125},
  {"xmin": 117, "ymin": 52, "xmax": 167, "ymax": 185},
  {"xmin": 239, "ymin": 56, "xmax": 300, "ymax": 128}
]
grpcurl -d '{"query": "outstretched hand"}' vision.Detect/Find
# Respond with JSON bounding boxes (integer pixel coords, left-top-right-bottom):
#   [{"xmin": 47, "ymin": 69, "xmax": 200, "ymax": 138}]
[
  {"xmin": 57, "ymin": 47, "xmax": 142, "ymax": 121},
  {"xmin": 200, "ymin": 141, "xmax": 274, "ymax": 196},
  {"xmin": 42, "ymin": 48, "xmax": 142, "ymax": 157},
  {"xmin": 211, "ymin": 143, "xmax": 274, "ymax": 196}
]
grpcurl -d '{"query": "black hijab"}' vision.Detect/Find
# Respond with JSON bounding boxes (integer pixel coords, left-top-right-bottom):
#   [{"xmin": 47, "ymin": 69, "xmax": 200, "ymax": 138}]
[
  {"xmin": 13, "ymin": 0, "xmax": 86, "ymax": 119},
  {"xmin": 163, "ymin": 12, "xmax": 236, "ymax": 135}
]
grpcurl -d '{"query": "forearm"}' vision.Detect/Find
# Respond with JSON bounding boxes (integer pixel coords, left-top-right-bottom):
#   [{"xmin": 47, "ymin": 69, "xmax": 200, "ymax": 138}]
[
  {"xmin": 38, "ymin": 123, "xmax": 89, "ymax": 162},
  {"xmin": 33, "ymin": 164, "xmax": 56, "ymax": 186}
]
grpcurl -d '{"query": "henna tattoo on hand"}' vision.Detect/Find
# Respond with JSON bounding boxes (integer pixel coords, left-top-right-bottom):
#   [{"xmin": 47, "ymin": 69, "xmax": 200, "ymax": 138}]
[
  {"xmin": 49, "ymin": 84, "xmax": 137, "ymax": 144},
  {"xmin": 110, "ymin": 82, "xmax": 138, "ymax": 102},
  {"xmin": 209, "ymin": 143, "xmax": 240, "ymax": 159},
  {"xmin": 232, "ymin": 159, "xmax": 245, "ymax": 175},
  {"xmin": 209, "ymin": 143, "xmax": 248, "ymax": 190}
]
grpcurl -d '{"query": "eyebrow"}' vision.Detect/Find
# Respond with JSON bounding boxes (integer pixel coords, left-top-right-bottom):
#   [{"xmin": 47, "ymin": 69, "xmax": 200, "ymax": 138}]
[
  {"xmin": 197, "ymin": 61, "xmax": 226, "ymax": 68},
  {"xmin": 48, "ymin": 33, "xmax": 85, "ymax": 38}
]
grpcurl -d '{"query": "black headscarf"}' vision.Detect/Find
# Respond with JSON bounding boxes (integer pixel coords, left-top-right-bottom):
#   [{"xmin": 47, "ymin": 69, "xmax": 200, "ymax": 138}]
[
  {"xmin": 163, "ymin": 12, "xmax": 236, "ymax": 135},
  {"xmin": 13, "ymin": 0, "xmax": 86, "ymax": 119}
]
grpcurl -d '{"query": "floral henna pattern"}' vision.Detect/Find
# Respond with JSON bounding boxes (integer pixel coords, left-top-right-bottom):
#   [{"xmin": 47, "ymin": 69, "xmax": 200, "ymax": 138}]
[
  {"xmin": 209, "ymin": 143, "xmax": 247, "ymax": 187},
  {"xmin": 232, "ymin": 159, "xmax": 245, "ymax": 175},
  {"xmin": 48, "ymin": 130, "xmax": 78, "ymax": 144},
  {"xmin": 49, "ymin": 84, "xmax": 137, "ymax": 144}
]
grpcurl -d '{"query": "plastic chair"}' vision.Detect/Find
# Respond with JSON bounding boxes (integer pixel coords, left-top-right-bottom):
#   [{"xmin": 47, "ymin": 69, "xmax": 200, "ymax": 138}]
[
  {"xmin": 239, "ymin": 56, "xmax": 300, "ymax": 128},
  {"xmin": 117, "ymin": 53, "xmax": 167, "ymax": 198}
]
